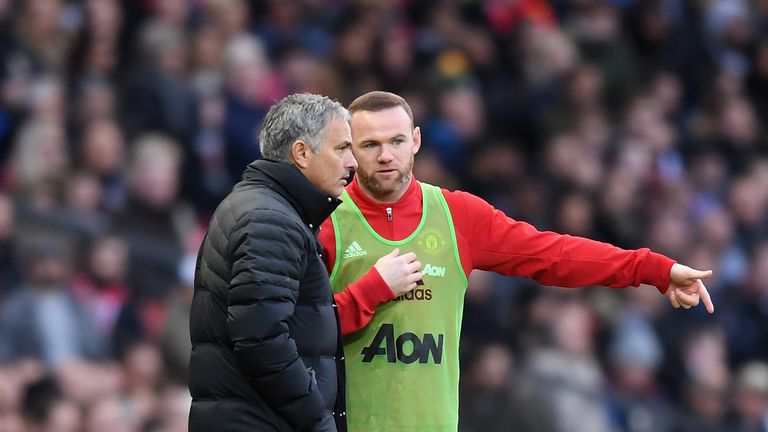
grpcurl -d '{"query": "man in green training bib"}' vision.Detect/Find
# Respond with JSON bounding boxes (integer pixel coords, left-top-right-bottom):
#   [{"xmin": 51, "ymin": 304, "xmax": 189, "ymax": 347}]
[{"xmin": 318, "ymin": 91, "xmax": 714, "ymax": 432}]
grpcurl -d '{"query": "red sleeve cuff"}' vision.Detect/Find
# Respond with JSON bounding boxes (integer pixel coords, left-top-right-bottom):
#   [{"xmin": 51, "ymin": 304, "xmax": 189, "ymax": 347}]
[
  {"xmin": 335, "ymin": 267, "xmax": 396, "ymax": 336},
  {"xmin": 641, "ymin": 251, "xmax": 676, "ymax": 294},
  {"xmin": 353, "ymin": 267, "xmax": 396, "ymax": 306}
]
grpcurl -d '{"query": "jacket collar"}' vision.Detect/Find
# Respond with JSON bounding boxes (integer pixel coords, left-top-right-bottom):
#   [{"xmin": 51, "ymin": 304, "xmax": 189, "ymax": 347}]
[{"xmin": 243, "ymin": 159, "xmax": 341, "ymax": 231}]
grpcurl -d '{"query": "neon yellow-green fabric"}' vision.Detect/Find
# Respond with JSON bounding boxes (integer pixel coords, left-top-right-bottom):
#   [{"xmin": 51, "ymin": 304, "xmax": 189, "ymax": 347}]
[{"xmin": 330, "ymin": 182, "xmax": 468, "ymax": 431}]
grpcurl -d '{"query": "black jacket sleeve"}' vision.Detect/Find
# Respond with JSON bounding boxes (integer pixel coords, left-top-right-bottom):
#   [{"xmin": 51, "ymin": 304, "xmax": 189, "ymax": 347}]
[{"xmin": 227, "ymin": 208, "xmax": 325, "ymax": 430}]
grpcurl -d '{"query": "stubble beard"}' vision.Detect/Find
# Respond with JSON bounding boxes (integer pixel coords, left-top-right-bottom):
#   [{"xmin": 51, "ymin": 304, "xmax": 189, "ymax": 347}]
[{"xmin": 358, "ymin": 155, "xmax": 415, "ymax": 201}]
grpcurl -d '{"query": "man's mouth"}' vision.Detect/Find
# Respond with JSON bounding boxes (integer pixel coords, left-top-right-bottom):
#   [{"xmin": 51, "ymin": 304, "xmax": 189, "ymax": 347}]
[{"xmin": 342, "ymin": 170, "xmax": 355, "ymax": 185}]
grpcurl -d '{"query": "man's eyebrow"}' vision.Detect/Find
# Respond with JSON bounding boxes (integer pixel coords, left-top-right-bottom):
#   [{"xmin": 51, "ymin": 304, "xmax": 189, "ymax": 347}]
[{"xmin": 361, "ymin": 133, "xmax": 405, "ymax": 142}]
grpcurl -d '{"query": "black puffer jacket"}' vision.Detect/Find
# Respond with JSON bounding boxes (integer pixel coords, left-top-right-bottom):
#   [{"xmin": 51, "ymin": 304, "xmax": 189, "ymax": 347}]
[{"xmin": 189, "ymin": 160, "xmax": 347, "ymax": 432}]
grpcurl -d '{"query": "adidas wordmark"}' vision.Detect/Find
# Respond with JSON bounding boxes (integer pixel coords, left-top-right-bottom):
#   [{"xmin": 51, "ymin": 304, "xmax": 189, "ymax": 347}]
[{"xmin": 343, "ymin": 241, "xmax": 368, "ymax": 258}]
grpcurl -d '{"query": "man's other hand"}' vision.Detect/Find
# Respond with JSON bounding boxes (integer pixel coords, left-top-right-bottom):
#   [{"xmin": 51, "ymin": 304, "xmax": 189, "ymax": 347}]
[{"xmin": 374, "ymin": 248, "xmax": 422, "ymax": 296}]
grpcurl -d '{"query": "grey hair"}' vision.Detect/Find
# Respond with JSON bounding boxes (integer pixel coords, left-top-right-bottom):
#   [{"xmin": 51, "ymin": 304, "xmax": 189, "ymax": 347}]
[{"xmin": 259, "ymin": 93, "xmax": 350, "ymax": 163}]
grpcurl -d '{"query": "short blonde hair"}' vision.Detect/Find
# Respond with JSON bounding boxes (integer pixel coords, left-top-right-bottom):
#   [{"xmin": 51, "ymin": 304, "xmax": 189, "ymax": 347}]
[{"xmin": 348, "ymin": 91, "xmax": 414, "ymax": 127}]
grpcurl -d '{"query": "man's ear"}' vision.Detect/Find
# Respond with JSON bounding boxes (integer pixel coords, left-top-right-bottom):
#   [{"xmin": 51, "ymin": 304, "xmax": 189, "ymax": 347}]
[
  {"xmin": 413, "ymin": 126, "xmax": 422, "ymax": 154},
  {"xmin": 290, "ymin": 140, "xmax": 311, "ymax": 169}
]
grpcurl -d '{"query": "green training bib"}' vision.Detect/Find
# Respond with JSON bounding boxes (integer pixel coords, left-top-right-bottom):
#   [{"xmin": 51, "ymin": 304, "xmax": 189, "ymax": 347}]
[{"xmin": 330, "ymin": 182, "xmax": 468, "ymax": 432}]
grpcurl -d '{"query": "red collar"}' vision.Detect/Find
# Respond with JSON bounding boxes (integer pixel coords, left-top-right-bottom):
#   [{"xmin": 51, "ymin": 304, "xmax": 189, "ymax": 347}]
[{"xmin": 346, "ymin": 175, "xmax": 422, "ymax": 211}]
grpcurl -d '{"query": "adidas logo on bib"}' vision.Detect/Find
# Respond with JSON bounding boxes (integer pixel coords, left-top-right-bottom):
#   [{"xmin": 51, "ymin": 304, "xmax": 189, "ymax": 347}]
[{"xmin": 343, "ymin": 241, "xmax": 368, "ymax": 258}]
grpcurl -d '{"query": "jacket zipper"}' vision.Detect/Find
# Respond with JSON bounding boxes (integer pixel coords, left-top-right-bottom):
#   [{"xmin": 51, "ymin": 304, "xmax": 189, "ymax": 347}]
[{"xmin": 386, "ymin": 207, "xmax": 392, "ymax": 222}]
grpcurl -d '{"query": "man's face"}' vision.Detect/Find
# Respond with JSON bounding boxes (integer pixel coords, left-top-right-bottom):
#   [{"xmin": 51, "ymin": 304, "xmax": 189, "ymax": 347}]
[
  {"xmin": 304, "ymin": 116, "xmax": 357, "ymax": 197},
  {"xmin": 350, "ymin": 106, "xmax": 421, "ymax": 202}
]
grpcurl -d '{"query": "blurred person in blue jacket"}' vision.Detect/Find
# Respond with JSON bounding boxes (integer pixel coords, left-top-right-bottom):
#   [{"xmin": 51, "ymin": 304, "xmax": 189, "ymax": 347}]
[{"xmin": 0, "ymin": 236, "xmax": 106, "ymax": 366}]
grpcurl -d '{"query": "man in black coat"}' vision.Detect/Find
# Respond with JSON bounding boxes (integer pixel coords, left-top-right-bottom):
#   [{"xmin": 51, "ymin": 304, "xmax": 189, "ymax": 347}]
[{"xmin": 188, "ymin": 93, "xmax": 392, "ymax": 431}]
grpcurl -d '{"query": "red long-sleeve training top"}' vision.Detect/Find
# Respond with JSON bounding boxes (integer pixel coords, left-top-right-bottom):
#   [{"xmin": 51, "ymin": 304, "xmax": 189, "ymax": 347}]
[{"xmin": 320, "ymin": 177, "xmax": 675, "ymax": 336}]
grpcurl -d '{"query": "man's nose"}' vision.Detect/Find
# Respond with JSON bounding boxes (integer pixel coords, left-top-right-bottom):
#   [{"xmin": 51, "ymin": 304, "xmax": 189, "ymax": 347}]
[
  {"xmin": 344, "ymin": 150, "xmax": 358, "ymax": 170},
  {"xmin": 378, "ymin": 144, "xmax": 394, "ymax": 162}
]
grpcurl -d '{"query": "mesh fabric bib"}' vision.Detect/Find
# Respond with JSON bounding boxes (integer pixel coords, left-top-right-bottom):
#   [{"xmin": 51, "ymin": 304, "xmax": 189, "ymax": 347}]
[{"xmin": 330, "ymin": 182, "xmax": 468, "ymax": 431}]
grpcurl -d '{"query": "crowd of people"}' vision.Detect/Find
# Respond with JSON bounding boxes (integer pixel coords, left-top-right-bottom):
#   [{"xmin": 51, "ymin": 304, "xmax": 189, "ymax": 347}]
[{"xmin": 0, "ymin": 0, "xmax": 766, "ymax": 430}]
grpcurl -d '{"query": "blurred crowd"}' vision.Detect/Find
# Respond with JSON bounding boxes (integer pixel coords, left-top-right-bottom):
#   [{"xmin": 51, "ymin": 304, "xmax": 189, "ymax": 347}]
[{"xmin": 0, "ymin": 0, "xmax": 766, "ymax": 431}]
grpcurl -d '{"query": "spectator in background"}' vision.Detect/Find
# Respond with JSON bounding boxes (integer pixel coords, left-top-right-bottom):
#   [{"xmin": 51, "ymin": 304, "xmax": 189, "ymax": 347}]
[
  {"xmin": 78, "ymin": 118, "xmax": 126, "ymax": 213},
  {"xmin": 460, "ymin": 342, "xmax": 554, "ymax": 432},
  {"xmin": 122, "ymin": 21, "xmax": 197, "ymax": 146},
  {"xmin": 69, "ymin": 78, "xmax": 117, "ymax": 140},
  {"xmin": 160, "ymin": 279, "xmax": 192, "ymax": 384},
  {"xmin": 329, "ymin": 7, "xmax": 381, "ymax": 104},
  {"xmin": 254, "ymin": 0, "xmax": 334, "ymax": 59},
  {"xmin": 0, "ymin": 193, "xmax": 19, "ymax": 295},
  {"xmin": 71, "ymin": 235, "xmax": 129, "ymax": 347},
  {"xmin": 221, "ymin": 35, "xmax": 281, "ymax": 183},
  {"xmin": 62, "ymin": 171, "xmax": 107, "ymax": 237},
  {"xmin": 422, "ymin": 84, "xmax": 486, "ymax": 176},
  {"xmin": 728, "ymin": 174, "xmax": 768, "ymax": 250},
  {"xmin": 606, "ymin": 312, "xmax": 674, "ymax": 432},
  {"xmin": 0, "ymin": 359, "xmax": 42, "ymax": 431},
  {"xmin": 187, "ymin": 22, "xmax": 224, "ymax": 94},
  {"xmin": 66, "ymin": 0, "xmax": 123, "ymax": 88},
  {"xmin": 0, "ymin": 236, "xmax": 105, "ymax": 366},
  {"xmin": 695, "ymin": 205, "xmax": 745, "ymax": 288},
  {"xmin": 278, "ymin": 46, "xmax": 340, "ymax": 97},
  {"xmin": 528, "ymin": 300, "xmax": 610, "ymax": 432},
  {"xmin": 21, "ymin": 375, "xmax": 81, "ymax": 432},
  {"xmin": 670, "ymin": 327, "xmax": 733, "ymax": 432},
  {"xmin": 519, "ymin": 26, "xmax": 579, "ymax": 132},
  {"xmin": 26, "ymin": 75, "xmax": 64, "ymax": 123},
  {"xmin": 705, "ymin": 0, "xmax": 753, "ymax": 77},
  {"xmin": 553, "ymin": 190, "xmax": 595, "ymax": 237},
  {"xmin": 113, "ymin": 133, "xmax": 192, "ymax": 300},
  {"xmin": 11, "ymin": 0, "xmax": 71, "ymax": 73},
  {"xmin": 84, "ymin": 396, "xmax": 132, "ymax": 432},
  {"xmin": 374, "ymin": 24, "xmax": 416, "ymax": 92},
  {"xmin": 594, "ymin": 168, "xmax": 646, "ymax": 249},
  {"xmin": 747, "ymin": 37, "xmax": 768, "ymax": 119},
  {"xmin": 183, "ymin": 90, "xmax": 230, "ymax": 216},
  {"xmin": 722, "ymin": 241, "xmax": 768, "ymax": 364},
  {"xmin": 154, "ymin": 382, "xmax": 192, "ymax": 432},
  {"xmin": 120, "ymin": 341, "xmax": 164, "ymax": 428},
  {"xmin": 731, "ymin": 361, "xmax": 768, "ymax": 432},
  {"xmin": 566, "ymin": 2, "xmax": 638, "ymax": 110},
  {"xmin": 9, "ymin": 117, "xmax": 68, "ymax": 209},
  {"xmin": 202, "ymin": 0, "xmax": 250, "ymax": 46}
]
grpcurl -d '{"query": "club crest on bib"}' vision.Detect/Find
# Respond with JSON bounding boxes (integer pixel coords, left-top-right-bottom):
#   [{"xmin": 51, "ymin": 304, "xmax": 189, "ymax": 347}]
[{"xmin": 418, "ymin": 227, "xmax": 447, "ymax": 256}]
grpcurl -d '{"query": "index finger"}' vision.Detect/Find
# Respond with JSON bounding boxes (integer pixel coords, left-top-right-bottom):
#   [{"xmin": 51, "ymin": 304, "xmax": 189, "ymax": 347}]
[
  {"xmin": 697, "ymin": 279, "xmax": 715, "ymax": 314},
  {"xmin": 400, "ymin": 252, "xmax": 418, "ymax": 262}
]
